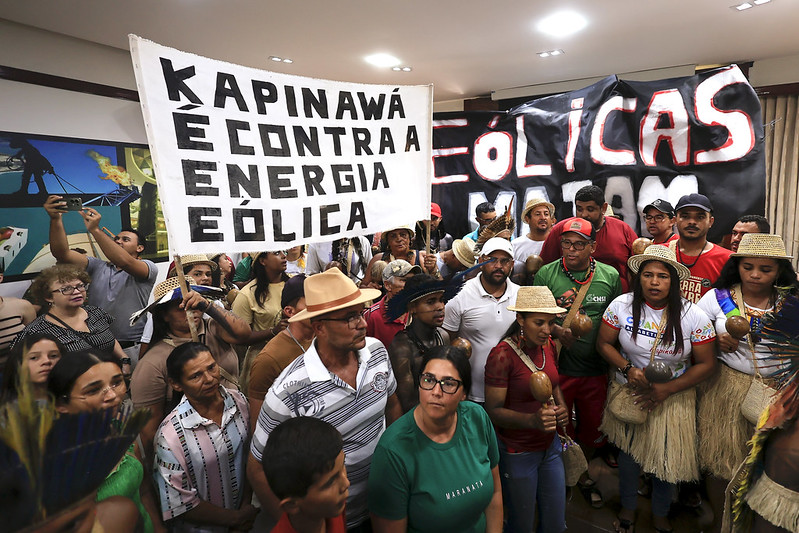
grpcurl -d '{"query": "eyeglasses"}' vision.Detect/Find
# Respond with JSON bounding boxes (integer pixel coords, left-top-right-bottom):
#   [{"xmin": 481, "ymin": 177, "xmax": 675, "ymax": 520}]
[
  {"xmin": 478, "ymin": 216, "xmax": 496, "ymax": 225},
  {"xmin": 70, "ymin": 376, "xmax": 126, "ymax": 400},
  {"xmin": 644, "ymin": 214, "xmax": 668, "ymax": 222},
  {"xmin": 318, "ymin": 312, "xmax": 366, "ymax": 329},
  {"xmin": 51, "ymin": 283, "xmax": 89, "ymax": 295},
  {"xmin": 560, "ymin": 240, "xmax": 591, "ymax": 251},
  {"xmin": 487, "ymin": 257, "xmax": 514, "ymax": 267},
  {"xmin": 419, "ymin": 373, "xmax": 462, "ymax": 394}
]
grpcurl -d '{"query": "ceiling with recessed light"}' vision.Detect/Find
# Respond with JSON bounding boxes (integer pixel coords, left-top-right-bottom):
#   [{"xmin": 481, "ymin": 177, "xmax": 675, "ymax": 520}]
[{"xmin": 1, "ymin": 0, "xmax": 797, "ymax": 103}]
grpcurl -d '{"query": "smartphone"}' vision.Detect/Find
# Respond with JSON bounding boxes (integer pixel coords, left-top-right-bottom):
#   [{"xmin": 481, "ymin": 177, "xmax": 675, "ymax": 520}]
[{"xmin": 65, "ymin": 197, "xmax": 84, "ymax": 211}]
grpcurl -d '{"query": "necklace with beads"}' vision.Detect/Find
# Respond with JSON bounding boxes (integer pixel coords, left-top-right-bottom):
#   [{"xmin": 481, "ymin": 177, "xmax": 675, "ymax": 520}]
[
  {"xmin": 676, "ymin": 244, "xmax": 705, "ymax": 269},
  {"xmin": 560, "ymin": 257, "xmax": 595, "ymax": 285}
]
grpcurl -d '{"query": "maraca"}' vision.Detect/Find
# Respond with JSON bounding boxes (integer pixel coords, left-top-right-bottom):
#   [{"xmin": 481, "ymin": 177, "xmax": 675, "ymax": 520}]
[
  {"xmin": 525, "ymin": 255, "xmax": 543, "ymax": 277},
  {"xmin": 529, "ymin": 370, "xmax": 553, "ymax": 405},
  {"xmin": 632, "ymin": 237, "xmax": 653, "ymax": 255},
  {"xmin": 569, "ymin": 309, "xmax": 593, "ymax": 338},
  {"xmin": 644, "ymin": 361, "xmax": 673, "ymax": 383},
  {"xmin": 726, "ymin": 315, "xmax": 751, "ymax": 340},
  {"xmin": 451, "ymin": 337, "xmax": 472, "ymax": 359}
]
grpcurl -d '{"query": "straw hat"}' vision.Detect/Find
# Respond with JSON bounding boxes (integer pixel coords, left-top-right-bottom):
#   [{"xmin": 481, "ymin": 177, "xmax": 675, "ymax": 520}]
[
  {"xmin": 731, "ymin": 233, "xmax": 792, "ymax": 259},
  {"xmin": 129, "ymin": 276, "xmax": 222, "ymax": 324},
  {"xmin": 507, "ymin": 286, "xmax": 567, "ymax": 314},
  {"xmin": 452, "ymin": 238, "xmax": 477, "ymax": 268},
  {"xmin": 522, "ymin": 198, "xmax": 555, "ymax": 220},
  {"xmin": 380, "ymin": 225, "xmax": 415, "ymax": 249},
  {"xmin": 167, "ymin": 253, "xmax": 217, "ymax": 276},
  {"xmin": 289, "ymin": 268, "xmax": 381, "ymax": 322},
  {"xmin": 627, "ymin": 244, "xmax": 691, "ymax": 281}
]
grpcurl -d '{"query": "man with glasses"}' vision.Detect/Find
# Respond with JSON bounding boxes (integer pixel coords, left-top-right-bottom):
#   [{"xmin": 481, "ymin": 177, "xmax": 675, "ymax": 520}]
[
  {"xmin": 463, "ymin": 201, "xmax": 497, "ymax": 241},
  {"xmin": 44, "ymin": 195, "xmax": 158, "ymax": 366},
  {"xmin": 248, "ymin": 268, "xmax": 402, "ymax": 532},
  {"xmin": 540, "ymin": 185, "xmax": 637, "ymax": 291},
  {"xmin": 364, "ymin": 260, "xmax": 422, "ymax": 347},
  {"xmin": 642, "ymin": 199, "xmax": 677, "ymax": 244},
  {"xmin": 534, "ymin": 218, "xmax": 621, "ymax": 506},
  {"xmin": 443, "ymin": 237, "xmax": 519, "ymax": 405}
]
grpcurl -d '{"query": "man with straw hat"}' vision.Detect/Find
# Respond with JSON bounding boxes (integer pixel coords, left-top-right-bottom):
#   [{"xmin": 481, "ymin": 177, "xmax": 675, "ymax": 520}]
[
  {"xmin": 533, "ymin": 217, "xmax": 622, "ymax": 507},
  {"xmin": 512, "ymin": 197, "xmax": 555, "ymax": 263},
  {"xmin": 248, "ymin": 268, "xmax": 402, "ymax": 531}
]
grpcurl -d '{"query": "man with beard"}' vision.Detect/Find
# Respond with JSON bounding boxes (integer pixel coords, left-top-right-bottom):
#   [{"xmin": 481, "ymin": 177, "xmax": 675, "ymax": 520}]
[
  {"xmin": 443, "ymin": 237, "xmax": 519, "ymax": 405},
  {"xmin": 512, "ymin": 198, "xmax": 555, "ymax": 261},
  {"xmin": 533, "ymin": 218, "xmax": 621, "ymax": 508},
  {"xmin": 669, "ymin": 193, "xmax": 732, "ymax": 303},
  {"xmin": 540, "ymin": 186, "xmax": 637, "ymax": 291},
  {"xmin": 247, "ymin": 269, "xmax": 402, "ymax": 531},
  {"xmin": 642, "ymin": 199, "xmax": 678, "ymax": 244},
  {"xmin": 729, "ymin": 214, "xmax": 769, "ymax": 252}
]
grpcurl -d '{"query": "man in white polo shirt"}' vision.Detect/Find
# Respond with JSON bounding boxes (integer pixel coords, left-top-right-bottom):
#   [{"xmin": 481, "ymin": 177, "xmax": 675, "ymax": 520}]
[
  {"xmin": 443, "ymin": 237, "xmax": 520, "ymax": 404},
  {"xmin": 247, "ymin": 268, "xmax": 402, "ymax": 532}
]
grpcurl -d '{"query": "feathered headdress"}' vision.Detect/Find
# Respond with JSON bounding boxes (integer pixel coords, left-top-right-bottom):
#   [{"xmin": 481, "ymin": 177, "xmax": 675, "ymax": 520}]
[
  {"xmin": 0, "ymin": 364, "xmax": 149, "ymax": 531},
  {"xmin": 475, "ymin": 199, "xmax": 515, "ymax": 253}
]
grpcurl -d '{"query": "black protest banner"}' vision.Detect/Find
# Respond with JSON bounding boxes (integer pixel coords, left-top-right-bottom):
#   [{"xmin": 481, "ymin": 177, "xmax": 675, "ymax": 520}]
[{"xmin": 432, "ymin": 65, "xmax": 765, "ymax": 242}]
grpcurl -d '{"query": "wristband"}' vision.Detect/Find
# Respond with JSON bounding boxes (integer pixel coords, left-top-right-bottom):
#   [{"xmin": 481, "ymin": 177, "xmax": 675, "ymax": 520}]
[
  {"xmin": 621, "ymin": 363, "xmax": 633, "ymax": 378},
  {"xmin": 120, "ymin": 357, "xmax": 132, "ymax": 365}
]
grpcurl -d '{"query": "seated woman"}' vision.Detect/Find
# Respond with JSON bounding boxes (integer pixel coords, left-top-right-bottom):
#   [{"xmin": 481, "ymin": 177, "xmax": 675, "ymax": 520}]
[
  {"xmin": 368, "ymin": 345, "xmax": 502, "ymax": 533},
  {"xmin": 0, "ymin": 333, "xmax": 64, "ymax": 403},
  {"xmin": 11, "ymin": 264, "xmax": 130, "ymax": 375},
  {"xmin": 129, "ymin": 276, "xmax": 251, "ymax": 459},
  {"xmin": 696, "ymin": 233, "xmax": 799, "ymax": 526},
  {"xmin": 597, "ymin": 245, "xmax": 717, "ymax": 533},
  {"xmin": 48, "ymin": 349, "xmax": 165, "ymax": 533},
  {"xmin": 386, "ymin": 273, "xmax": 453, "ymax": 413},
  {"xmin": 484, "ymin": 286, "xmax": 569, "ymax": 533}
]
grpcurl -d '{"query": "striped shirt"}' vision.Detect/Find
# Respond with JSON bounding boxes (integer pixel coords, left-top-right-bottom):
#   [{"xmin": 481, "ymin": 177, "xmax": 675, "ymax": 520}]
[
  {"xmin": 11, "ymin": 305, "xmax": 117, "ymax": 354},
  {"xmin": 251, "ymin": 337, "xmax": 397, "ymax": 529},
  {"xmin": 154, "ymin": 387, "xmax": 250, "ymax": 533}
]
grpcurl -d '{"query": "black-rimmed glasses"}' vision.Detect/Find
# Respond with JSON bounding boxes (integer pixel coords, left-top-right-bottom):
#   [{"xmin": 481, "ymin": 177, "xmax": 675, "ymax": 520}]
[
  {"xmin": 644, "ymin": 214, "xmax": 668, "ymax": 222},
  {"xmin": 318, "ymin": 312, "xmax": 365, "ymax": 329},
  {"xmin": 419, "ymin": 373, "xmax": 462, "ymax": 394},
  {"xmin": 560, "ymin": 240, "xmax": 590, "ymax": 251},
  {"xmin": 51, "ymin": 283, "xmax": 89, "ymax": 295}
]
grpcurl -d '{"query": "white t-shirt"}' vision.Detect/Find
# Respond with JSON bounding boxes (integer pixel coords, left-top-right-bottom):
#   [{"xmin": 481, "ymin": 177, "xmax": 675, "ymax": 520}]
[
  {"xmin": 443, "ymin": 273, "xmax": 520, "ymax": 402},
  {"xmin": 602, "ymin": 293, "xmax": 716, "ymax": 384},
  {"xmin": 697, "ymin": 289, "xmax": 779, "ymax": 377},
  {"xmin": 511, "ymin": 235, "xmax": 545, "ymax": 278},
  {"xmin": 306, "ymin": 237, "xmax": 373, "ymax": 282}
]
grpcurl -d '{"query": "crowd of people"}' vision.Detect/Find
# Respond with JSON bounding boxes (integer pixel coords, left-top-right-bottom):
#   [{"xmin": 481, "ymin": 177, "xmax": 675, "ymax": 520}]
[{"xmin": 1, "ymin": 188, "xmax": 797, "ymax": 533}]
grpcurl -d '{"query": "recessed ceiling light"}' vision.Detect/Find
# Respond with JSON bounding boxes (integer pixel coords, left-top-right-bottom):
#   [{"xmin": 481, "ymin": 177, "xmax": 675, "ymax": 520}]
[
  {"xmin": 536, "ymin": 11, "xmax": 588, "ymax": 37},
  {"xmin": 365, "ymin": 53, "xmax": 401, "ymax": 68},
  {"xmin": 282, "ymin": 58, "xmax": 293, "ymax": 64},
  {"xmin": 733, "ymin": 2, "xmax": 753, "ymax": 9},
  {"xmin": 538, "ymin": 49, "xmax": 564, "ymax": 58},
  {"xmin": 538, "ymin": 52, "xmax": 550, "ymax": 58},
  {"xmin": 270, "ymin": 56, "xmax": 282, "ymax": 62},
  {"xmin": 401, "ymin": 67, "xmax": 412, "ymax": 72},
  {"xmin": 392, "ymin": 67, "xmax": 401, "ymax": 71},
  {"xmin": 753, "ymin": 0, "xmax": 771, "ymax": 4},
  {"xmin": 550, "ymin": 49, "xmax": 563, "ymax": 56}
]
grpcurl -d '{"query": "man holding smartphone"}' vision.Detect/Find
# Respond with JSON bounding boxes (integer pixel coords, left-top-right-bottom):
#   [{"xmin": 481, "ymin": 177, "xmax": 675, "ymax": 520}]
[{"xmin": 44, "ymin": 195, "xmax": 158, "ymax": 370}]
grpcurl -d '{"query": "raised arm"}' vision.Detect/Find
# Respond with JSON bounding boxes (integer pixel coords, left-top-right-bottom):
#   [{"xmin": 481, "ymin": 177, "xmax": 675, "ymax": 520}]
[
  {"xmin": 183, "ymin": 291, "xmax": 252, "ymax": 345},
  {"xmin": 78, "ymin": 206, "xmax": 152, "ymax": 279},
  {"xmin": 44, "ymin": 195, "xmax": 89, "ymax": 268}
]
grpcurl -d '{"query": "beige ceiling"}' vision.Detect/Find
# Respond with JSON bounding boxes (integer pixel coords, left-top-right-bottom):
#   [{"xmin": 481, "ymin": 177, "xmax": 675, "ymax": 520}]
[{"xmin": 2, "ymin": 0, "xmax": 798, "ymax": 102}]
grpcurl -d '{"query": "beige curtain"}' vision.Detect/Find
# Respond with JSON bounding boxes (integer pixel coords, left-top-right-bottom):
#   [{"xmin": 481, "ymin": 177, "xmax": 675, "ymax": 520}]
[{"xmin": 760, "ymin": 94, "xmax": 799, "ymax": 265}]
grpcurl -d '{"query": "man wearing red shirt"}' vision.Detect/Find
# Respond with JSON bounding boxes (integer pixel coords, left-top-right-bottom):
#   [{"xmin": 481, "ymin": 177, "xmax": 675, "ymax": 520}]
[
  {"xmin": 668, "ymin": 193, "xmax": 732, "ymax": 303},
  {"xmin": 540, "ymin": 185, "xmax": 637, "ymax": 291},
  {"xmin": 364, "ymin": 260, "xmax": 421, "ymax": 347}
]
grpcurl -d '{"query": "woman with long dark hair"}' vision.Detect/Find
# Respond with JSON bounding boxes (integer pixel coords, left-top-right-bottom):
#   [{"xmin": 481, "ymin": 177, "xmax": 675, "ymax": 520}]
[
  {"xmin": 696, "ymin": 233, "xmax": 799, "ymax": 530},
  {"xmin": 1, "ymin": 333, "xmax": 64, "ymax": 403},
  {"xmin": 597, "ymin": 245, "xmax": 717, "ymax": 533},
  {"xmin": 231, "ymin": 251, "xmax": 290, "ymax": 394}
]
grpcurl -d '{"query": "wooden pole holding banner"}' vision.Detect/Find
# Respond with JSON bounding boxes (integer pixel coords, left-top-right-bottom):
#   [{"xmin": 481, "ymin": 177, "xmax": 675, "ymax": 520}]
[
  {"xmin": 425, "ymin": 218, "xmax": 432, "ymax": 256},
  {"xmin": 173, "ymin": 255, "xmax": 200, "ymax": 342}
]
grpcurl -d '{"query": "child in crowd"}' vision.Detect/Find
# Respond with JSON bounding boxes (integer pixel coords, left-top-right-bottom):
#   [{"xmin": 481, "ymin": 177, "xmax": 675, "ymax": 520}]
[{"xmin": 262, "ymin": 417, "xmax": 349, "ymax": 533}]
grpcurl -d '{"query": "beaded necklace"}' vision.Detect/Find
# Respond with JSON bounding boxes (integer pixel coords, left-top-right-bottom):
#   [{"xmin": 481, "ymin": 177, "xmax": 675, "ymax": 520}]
[
  {"xmin": 676, "ymin": 244, "xmax": 705, "ymax": 269},
  {"xmin": 407, "ymin": 326, "xmax": 444, "ymax": 355},
  {"xmin": 560, "ymin": 257, "xmax": 595, "ymax": 285}
]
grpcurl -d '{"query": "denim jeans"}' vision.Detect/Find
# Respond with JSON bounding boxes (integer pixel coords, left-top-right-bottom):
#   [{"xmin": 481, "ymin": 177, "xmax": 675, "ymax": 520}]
[
  {"xmin": 617, "ymin": 450, "xmax": 674, "ymax": 517},
  {"xmin": 499, "ymin": 436, "xmax": 566, "ymax": 533}
]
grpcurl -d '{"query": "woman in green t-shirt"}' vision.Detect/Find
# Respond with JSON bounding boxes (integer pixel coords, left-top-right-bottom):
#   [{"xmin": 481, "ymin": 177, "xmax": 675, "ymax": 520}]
[{"xmin": 368, "ymin": 346, "xmax": 502, "ymax": 533}]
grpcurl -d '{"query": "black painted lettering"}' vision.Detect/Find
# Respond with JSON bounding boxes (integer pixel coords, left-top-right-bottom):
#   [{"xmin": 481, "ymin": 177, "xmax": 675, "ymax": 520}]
[
  {"xmin": 293, "ymin": 126, "xmax": 321, "ymax": 156},
  {"xmin": 320, "ymin": 204, "xmax": 341, "ymax": 235},
  {"xmin": 267, "ymin": 166, "xmax": 298, "ymax": 199},
  {"xmin": 252, "ymin": 80, "xmax": 278, "ymax": 114},
  {"xmin": 233, "ymin": 208, "xmax": 265, "ymax": 241},
  {"xmin": 405, "ymin": 125, "xmax": 420, "ymax": 152},
  {"xmin": 302, "ymin": 166, "xmax": 325, "ymax": 196},
  {"xmin": 331, "ymin": 165, "xmax": 356, "ymax": 193},
  {"xmin": 336, "ymin": 91, "xmax": 358, "ymax": 119},
  {"xmin": 302, "ymin": 87, "xmax": 329, "ymax": 119},
  {"xmin": 358, "ymin": 92, "xmax": 385, "ymax": 119},
  {"xmin": 182, "ymin": 160, "xmax": 219, "ymax": 196},
  {"xmin": 188, "ymin": 207, "xmax": 223, "ymax": 242},
  {"xmin": 173, "ymin": 113, "xmax": 213, "ymax": 151},
  {"xmin": 302, "ymin": 207, "xmax": 312, "ymax": 238},
  {"xmin": 388, "ymin": 91, "xmax": 406, "ymax": 118},
  {"xmin": 160, "ymin": 58, "xmax": 202, "ymax": 104},
  {"xmin": 352, "ymin": 128, "xmax": 373, "ymax": 155},
  {"xmin": 226, "ymin": 120, "xmax": 255, "ymax": 155},
  {"xmin": 284, "ymin": 85, "xmax": 298, "ymax": 117},
  {"xmin": 372, "ymin": 162, "xmax": 389, "ymax": 190},
  {"xmin": 258, "ymin": 124, "xmax": 291, "ymax": 156},
  {"xmin": 272, "ymin": 210, "xmax": 295, "ymax": 241},
  {"xmin": 227, "ymin": 164, "xmax": 261, "ymax": 198},
  {"xmin": 323, "ymin": 127, "xmax": 346, "ymax": 156},
  {"xmin": 347, "ymin": 201, "xmax": 367, "ymax": 231},
  {"xmin": 379, "ymin": 128, "xmax": 396, "ymax": 154},
  {"xmin": 214, "ymin": 72, "xmax": 248, "ymax": 111}
]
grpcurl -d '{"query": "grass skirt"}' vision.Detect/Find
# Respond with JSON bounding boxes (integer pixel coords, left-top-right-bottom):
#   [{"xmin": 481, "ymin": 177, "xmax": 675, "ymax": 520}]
[
  {"xmin": 745, "ymin": 471, "xmax": 799, "ymax": 532},
  {"xmin": 697, "ymin": 364, "xmax": 754, "ymax": 480},
  {"xmin": 600, "ymin": 381, "xmax": 699, "ymax": 484}
]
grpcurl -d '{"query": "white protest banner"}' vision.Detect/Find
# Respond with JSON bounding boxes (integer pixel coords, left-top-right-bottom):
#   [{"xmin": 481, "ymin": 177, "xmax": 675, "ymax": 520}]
[{"xmin": 129, "ymin": 35, "xmax": 432, "ymax": 255}]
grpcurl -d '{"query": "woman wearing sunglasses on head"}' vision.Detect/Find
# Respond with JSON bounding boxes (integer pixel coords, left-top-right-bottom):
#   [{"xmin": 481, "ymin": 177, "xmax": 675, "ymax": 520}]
[
  {"xmin": 11, "ymin": 264, "xmax": 131, "ymax": 376},
  {"xmin": 368, "ymin": 345, "xmax": 502, "ymax": 533}
]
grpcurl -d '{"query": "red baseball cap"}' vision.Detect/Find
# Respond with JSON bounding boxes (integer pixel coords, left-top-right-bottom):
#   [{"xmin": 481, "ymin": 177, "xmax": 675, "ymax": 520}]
[
  {"xmin": 563, "ymin": 217, "xmax": 596, "ymax": 240},
  {"xmin": 430, "ymin": 203, "xmax": 442, "ymax": 218}
]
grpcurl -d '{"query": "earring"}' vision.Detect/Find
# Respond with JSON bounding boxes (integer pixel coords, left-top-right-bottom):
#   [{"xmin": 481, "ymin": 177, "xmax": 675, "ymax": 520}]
[{"xmin": 519, "ymin": 325, "xmax": 525, "ymax": 346}]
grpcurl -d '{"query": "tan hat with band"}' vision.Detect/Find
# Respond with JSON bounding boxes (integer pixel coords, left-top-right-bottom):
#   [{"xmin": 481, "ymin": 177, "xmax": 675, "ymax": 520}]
[
  {"xmin": 522, "ymin": 198, "xmax": 555, "ymax": 220},
  {"xmin": 289, "ymin": 269, "xmax": 381, "ymax": 322},
  {"xmin": 507, "ymin": 286, "xmax": 567, "ymax": 314},
  {"xmin": 731, "ymin": 233, "xmax": 792, "ymax": 259},
  {"xmin": 627, "ymin": 244, "xmax": 691, "ymax": 281}
]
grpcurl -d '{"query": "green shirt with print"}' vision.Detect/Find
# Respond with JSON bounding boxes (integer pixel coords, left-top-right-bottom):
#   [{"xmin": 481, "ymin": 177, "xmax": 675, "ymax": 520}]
[{"xmin": 533, "ymin": 258, "xmax": 622, "ymax": 376}]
